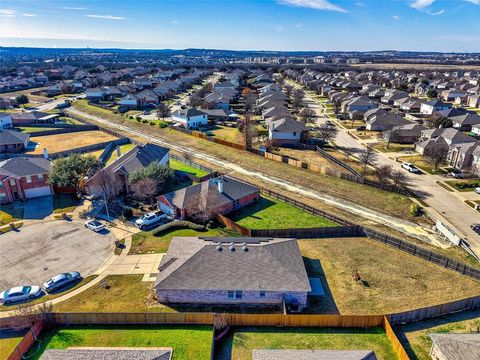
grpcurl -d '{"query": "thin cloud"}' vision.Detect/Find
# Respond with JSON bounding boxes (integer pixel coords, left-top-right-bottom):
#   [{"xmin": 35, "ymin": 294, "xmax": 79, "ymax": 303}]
[
  {"xmin": 410, "ymin": 0, "xmax": 435, "ymax": 9},
  {"xmin": 391, "ymin": 15, "xmax": 400, "ymax": 20},
  {"xmin": 63, "ymin": 7, "xmax": 86, "ymax": 10},
  {"xmin": 171, "ymin": 20, "xmax": 180, "ymax": 24},
  {"xmin": 465, "ymin": 0, "xmax": 480, "ymax": 4},
  {"xmin": 22, "ymin": 13, "xmax": 37, "ymax": 17},
  {"xmin": 295, "ymin": 22, "xmax": 304, "ymax": 27},
  {"xmin": 0, "ymin": 9, "xmax": 16, "ymax": 17},
  {"xmin": 278, "ymin": 0, "xmax": 348, "ymax": 13},
  {"xmin": 86, "ymin": 14, "xmax": 125, "ymax": 20}
]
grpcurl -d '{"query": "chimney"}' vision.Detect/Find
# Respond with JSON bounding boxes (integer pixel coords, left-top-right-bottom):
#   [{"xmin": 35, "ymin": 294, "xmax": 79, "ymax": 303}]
[
  {"xmin": 217, "ymin": 179, "xmax": 224, "ymax": 193},
  {"xmin": 43, "ymin": 148, "xmax": 49, "ymax": 159},
  {"xmin": 116, "ymin": 145, "xmax": 121, "ymax": 157}
]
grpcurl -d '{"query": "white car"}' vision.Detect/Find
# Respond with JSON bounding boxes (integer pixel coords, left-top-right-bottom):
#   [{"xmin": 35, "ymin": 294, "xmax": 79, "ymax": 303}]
[
  {"xmin": 475, "ymin": 187, "xmax": 480, "ymax": 194},
  {"xmin": 0, "ymin": 286, "xmax": 42, "ymax": 305},
  {"xmin": 135, "ymin": 211, "xmax": 168, "ymax": 229},
  {"xmin": 85, "ymin": 220, "xmax": 105, "ymax": 232},
  {"xmin": 42, "ymin": 272, "xmax": 82, "ymax": 293},
  {"xmin": 401, "ymin": 162, "xmax": 421, "ymax": 174}
]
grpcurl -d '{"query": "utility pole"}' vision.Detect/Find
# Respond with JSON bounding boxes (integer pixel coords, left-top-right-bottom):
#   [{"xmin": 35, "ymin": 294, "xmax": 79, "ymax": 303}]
[{"xmin": 104, "ymin": 193, "xmax": 110, "ymax": 222}]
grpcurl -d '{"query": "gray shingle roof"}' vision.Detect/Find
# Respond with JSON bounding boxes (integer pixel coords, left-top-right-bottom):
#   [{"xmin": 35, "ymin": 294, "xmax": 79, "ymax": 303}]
[
  {"xmin": 269, "ymin": 118, "xmax": 309, "ymax": 133},
  {"xmin": 154, "ymin": 237, "xmax": 311, "ymax": 292},
  {"xmin": 0, "ymin": 157, "xmax": 50, "ymax": 178},
  {"xmin": 0, "ymin": 129, "xmax": 30, "ymax": 145},
  {"xmin": 108, "ymin": 143, "xmax": 170, "ymax": 176},
  {"xmin": 429, "ymin": 333, "xmax": 480, "ymax": 360},
  {"xmin": 252, "ymin": 349, "xmax": 377, "ymax": 360},
  {"xmin": 40, "ymin": 348, "xmax": 172, "ymax": 360}
]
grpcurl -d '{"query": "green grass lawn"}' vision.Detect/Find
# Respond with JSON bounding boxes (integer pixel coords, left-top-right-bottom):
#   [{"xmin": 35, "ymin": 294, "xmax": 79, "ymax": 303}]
[
  {"xmin": 0, "ymin": 331, "xmax": 26, "ymax": 359},
  {"xmin": 104, "ymin": 143, "xmax": 136, "ymax": 165},
  {"xmin": 0, "ymin": 204, "xmax": 24, "ymax": 226},
  {"xmin": 398, "ymin": 155, "xmax": 447, "ymax": 175},
  {"xmin": 53, "ymin": 194, "xmax": 81, "ymax": 214},
  {"xmin": 170, "ymin": 158, "xmax": 209, "ymax": 177},
  {"xmin": 395, "ymin": 309, "xmax": 480, "ymax": 360},
  {"xmin": 15, "ymin": 126, "xmax": 59, "ymax": 133},
  {"xmin": 217, "ymin": 326, "xmax": 398, "ymax": 360},
  {"xmin": 130, "ymin": 227, "xmax": 224, "ymax": 254},
  {"xmin": 31, "ymin": 325, "xmax": 213, "ymax": 360},
  {"xmin": 205, "ymin": 125, "xmax": 244, "ymax": 144},
  {"xmin": 444, "ymin": 179, "xmax": 480, "ymax": 192},
  {"xmin": 228, "ymin": 196, "xmax": 337, "ymax": 229}
]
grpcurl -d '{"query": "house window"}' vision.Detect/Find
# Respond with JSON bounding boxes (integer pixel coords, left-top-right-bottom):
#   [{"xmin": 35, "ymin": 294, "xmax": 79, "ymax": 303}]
[
  {"xmin": 26, "ymin": 176, "xmax": 32, "ymax": 183},
  {"xmin": 38, "ymin": 174, "xmax": 44, "ymax": 181},
  {"xmin": 293, "ymin": 132, "xmax": 297, "ymax": 136},
  {"xmin": 227, "ymin": 291, "xmax": 234, "ymax": 299},
  {"xmin": 233, "ymin": 199, "xmax": 240, "ymax": 209},
  {"xmin": 235, "ymin": 290, "xmax": 243, "ymax": 299},
  {"xmin": 0, "ymin": 182, "xmax": 3, "ymax": 189},
  {"xmin": 259, "ymin": 291, "xmax": 265, "ymax": 298},
  {"xmin": 9, "ymin": 178, "xmax": 15, "ymax": 186}
]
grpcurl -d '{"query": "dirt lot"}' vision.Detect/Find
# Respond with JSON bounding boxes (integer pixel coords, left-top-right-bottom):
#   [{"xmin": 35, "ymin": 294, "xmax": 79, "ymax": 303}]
[
  {"xmin": 1, "ymin": 87, "xmax": 49, "ymax": 103},
  {"xmin": 27, "ymin": 131, "xmax": 118, "ymax": 154},
  {"xmin": 299, "ymin": 238, "xmax": 480, "ymax": 315}
]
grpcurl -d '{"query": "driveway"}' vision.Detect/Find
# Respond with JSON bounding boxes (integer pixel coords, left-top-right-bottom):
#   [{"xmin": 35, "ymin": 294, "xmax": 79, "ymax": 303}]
[
  {"xmin": 0, "ymin": 221, "xmax": 114, "ymax": 290},
  {"xmin": 22, "ymin": 196, "xmax": 54, "ymax": 220}
]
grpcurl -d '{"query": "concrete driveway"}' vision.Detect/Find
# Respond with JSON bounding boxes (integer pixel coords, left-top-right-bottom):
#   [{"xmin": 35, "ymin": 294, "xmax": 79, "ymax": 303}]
[
  {"xmin": 0, "ymin": 221, "xmax": 114, "ymax": 290},
  {"xmin": 22, "ymin": 196, "xmax": 54, "ymax": 220}
]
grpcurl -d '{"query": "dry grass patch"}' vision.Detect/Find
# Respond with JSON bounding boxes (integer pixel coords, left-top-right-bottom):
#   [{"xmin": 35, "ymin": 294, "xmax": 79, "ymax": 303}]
[
  {"xmin": 299, "ymin": 238, "xmax": 480, "ymax": 315},
  {"xmin": 27, "ymin": 131, "xmax": 118, "ymax": 155}
]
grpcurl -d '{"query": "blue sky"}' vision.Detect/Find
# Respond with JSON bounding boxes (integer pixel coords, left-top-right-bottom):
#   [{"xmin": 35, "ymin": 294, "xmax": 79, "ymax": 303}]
[{"xmin": 1, "ymin": 0, "xmax": 479, "ymax": 52}]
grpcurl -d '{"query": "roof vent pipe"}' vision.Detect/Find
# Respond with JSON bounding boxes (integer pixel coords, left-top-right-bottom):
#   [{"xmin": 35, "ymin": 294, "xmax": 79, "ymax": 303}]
[{"xmin": 217, "ymin": 179, "xmax": 224, "ymax": 193}]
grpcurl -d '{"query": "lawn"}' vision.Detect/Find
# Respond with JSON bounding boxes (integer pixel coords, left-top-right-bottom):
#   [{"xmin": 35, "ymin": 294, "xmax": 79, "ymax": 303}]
[
  {"xmin": 31, "ymin": 325, "xmax": 213, "ymax": 360},
  {"xmin": 0, "ymin": 204, "xmax": 24, "ymax": 226},
  {"xmin": 205, "ymin": 125, "xmax": 244, "ymax": 144},
  {"xmin": 444, "ymin": 179, "xmax": 480, "ymax": 192},
  {"xmin": 130, "ymin": 227, "xmax": 224, "ymax": 254},
  {"xmin": 53, "ymin": 194, "xmax": 81, "ymax": 214},
  {"xmin": 27, "ymin": 131, "xmax": 118, "ymax": 155},
  {"xmin": 299, "ymin": 238, "xmax": 480, "ymax": 315},
  {"xmin": 217, "ymin": 326, "xmax": 398, "ymax": 360},
  {"xmin": 398, "ymin": 155, "xmax": 447, "ymax": 175},
  {"xmin": 228, "ymin": 196, "xmax": 338, "ymax": 229},
  {"xmin": 395, "ymin": 309, "xmax": 480, "ymax": 360},
  {"xmin": 170, "ymin": 158, "xmax": 209, "ymax": 177},
  {"xmin": 15, "ymin": 126, "xmax": 59, "ymax": 133},
  {"xmin": 372, "ymin": 142, "xmax": 415, "ymax": 153},
  {"xmin": 53, "ymin": 275, "xmax": 174, "ymax": 313},
  {"xmin": 104, "ymin": 143, "xmax": 136, "ymax": 165},
  {"xmin": 0, "ymin": 330, "xmax": 26, "ymax": 359}
]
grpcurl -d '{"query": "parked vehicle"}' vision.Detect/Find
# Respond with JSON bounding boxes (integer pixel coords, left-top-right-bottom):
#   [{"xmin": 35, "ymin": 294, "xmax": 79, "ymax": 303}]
[
  {"xmin": 475, "ymin": 187, "xmax": 480, "ymax": 194},
  {"xmin": 356, "ymin": 125, "xmax": 366, "ymax": 131},
  {"xmin": 0, "ymin": 286, "xmax": 42, "ymax": 304},
  {"xmin": 135, "ymin": 211, "xmax": 169, "ymax": 229},
  {"xmin": 42, "ymin": 272, "xmax": 82, "ymax": 293},
  {"xmin": 471, "ymin": 224, "xmax": 480, "ymax": 235},
  {"xmin": 85, "ymin": 220, "xmax": 105, "ymax": 232},
  {"xmin": 401, "ymin": 162, "xmax": 421, "ymax": 174},
  {"xmin": 448, "ymin": 171, "xmax": 464, "ymax": 179}
]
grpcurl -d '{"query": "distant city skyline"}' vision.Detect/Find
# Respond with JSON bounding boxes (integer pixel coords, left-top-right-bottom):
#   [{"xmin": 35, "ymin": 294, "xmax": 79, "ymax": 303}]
[{"xmin": 1, "ymin": 0, "xmax": 479, "ymax": 52}]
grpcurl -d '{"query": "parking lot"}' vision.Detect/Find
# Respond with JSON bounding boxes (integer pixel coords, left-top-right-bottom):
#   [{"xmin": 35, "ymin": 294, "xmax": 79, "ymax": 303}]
[{"xmin": 0, "ymin": 221, "xmax": 114, "ymax": 290}]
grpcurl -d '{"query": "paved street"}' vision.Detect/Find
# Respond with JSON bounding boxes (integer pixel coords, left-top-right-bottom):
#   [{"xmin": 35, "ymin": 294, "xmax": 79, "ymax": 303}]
[
  {"xmin": 0, "ymin": 221, "xmax": 114, "ymax": 290},
  {"xmin": 304, "ymin": 92, "xmax": 480, "ymax": 254}
]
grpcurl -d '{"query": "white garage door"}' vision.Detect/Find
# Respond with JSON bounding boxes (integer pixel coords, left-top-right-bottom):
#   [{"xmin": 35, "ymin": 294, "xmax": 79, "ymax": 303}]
[{"xmin": 24, "ymin": 186, "xmax": 52, "ymax": 199}]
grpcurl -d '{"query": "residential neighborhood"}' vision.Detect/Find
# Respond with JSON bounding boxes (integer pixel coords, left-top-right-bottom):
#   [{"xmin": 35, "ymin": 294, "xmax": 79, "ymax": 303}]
[{"xmin": 1, "ymin": 1, "xmax": 480, "ymax": 360}]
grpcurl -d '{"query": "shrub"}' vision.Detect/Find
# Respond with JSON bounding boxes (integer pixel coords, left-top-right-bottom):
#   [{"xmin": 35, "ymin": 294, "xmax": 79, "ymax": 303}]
[
  {"xmin": 122, "ymin": 207, "xmax": 133, "ymax": 219},
  {"xmin": 409, "ymin": 203, "xmax": 422, "ymax": 217},
  {"xmin": 142, "ymin": 119, "xmax": 148, "ymax": 124},
  {"xmin": 158, "ymin": 121, "xmax": 168, "ymax": 129},
  {"xmin": 152, "ymin": 220, "xmax": 205, "ymax": 236},
  {"xmin": 129, "ymin": 116, "xmax": 134, "ymax": 119},
  {"xmin": 149, "ymin": 121, "xmax": 155, "ymax": 126}
]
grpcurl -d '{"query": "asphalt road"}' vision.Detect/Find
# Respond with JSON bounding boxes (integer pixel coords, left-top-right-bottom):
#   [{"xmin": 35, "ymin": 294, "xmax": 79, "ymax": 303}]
[{"xmin": 0, "ymin": 221, "xmax": 113, "ymax": 290}]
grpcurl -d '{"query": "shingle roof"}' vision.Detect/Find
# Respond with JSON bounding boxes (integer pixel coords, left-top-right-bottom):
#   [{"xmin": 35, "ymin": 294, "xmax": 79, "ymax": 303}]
[
  {"xmin": 269, "ymin": 118, "xmax": 309, "ymax": 133},
  {"xmin": 154, "ymin": 237, "xmax": 312, "ymax": 292},
  {"xmin": 173, "ymin": 107, "xmax": 206, "ymax": 118},
  {"xmin": 11, "ymin": 111, "xmax": 49, "ymax": 121},
  {"xmin": 252, "ymin": 349, "xmax": 377, "ymax": 360},
  {"xmin": 109, "ymin": 143, "xmax": 170, "ymax": 176},
  {"xmin": 40, "ymin": 349, "xmax": 172, "ymax": 360},
  {"xmin": 429, "ymin": 333, "xmax": 480, "ymax": 360},
  {"xmin": 0, "ymin": 129, "xmax": 30, "ymax": 145},
  {"xmin": 0, "ymin": 157, "xmax": 50, "ymax": 178}
]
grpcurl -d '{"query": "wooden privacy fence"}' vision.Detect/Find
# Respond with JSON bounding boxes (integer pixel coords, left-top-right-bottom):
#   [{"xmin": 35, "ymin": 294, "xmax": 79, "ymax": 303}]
[
  {"xmin": 361, "ymin": 227, "xmax": 480, "ymax": 282},
  {"xmin": 383, "ymin": 316, "xmax": 410, "ymax": 360},
  {"xmin": 216, "ymin": 214, "xmax": 251, "ymax": 236},
  {"xmin": 316, "ymin": 145, "xmax": 361, "ymax": 177},
  {"xmin": 23, "ymin": 125, "xmax": 99, "ymax": 137},
  {"xmin": 251, "ymin": 225, "xmax": 363, "ymax": 238},
  {"xmin": 387, "ymin": 295, "xmax": 480, "ymax": 325},
  {"xmin": 7, "ymin": 320, "xmax": 45, "ymax": 360}
]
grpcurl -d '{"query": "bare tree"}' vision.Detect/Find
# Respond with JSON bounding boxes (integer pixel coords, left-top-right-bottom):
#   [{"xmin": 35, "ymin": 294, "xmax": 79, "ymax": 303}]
[
  {"xmin": 284, "ymin": 84, "xmax": 293, "ymax": 98},
  {"xmin": 375, "ymin": 165, "xmax": 393, "ymax": 184},
  {"xmin": 291, "ymin": 88, "xmax": 305, "ymax": 113},
  {"xmin": 131, "ymin": 177, "xmax": 157, "ymax": 205},
  {"xmin": 383, "ymin": 129, "xmax": 401, "ymax": 150},
  {"xmin": 390, "ymin": 170, "xmax": 408, "ymax": 187},
  {"xmin": 299, "ymin": 107, "xmax": 316, "ymax": 124},
  {"xmin": 156, "ymin": 102, "xmax": 171, "ymax": 121},
  {"xmin": 95, "ymin": 170, "xmax": 117, "ymax": 202},
  {"xmin": 317, "ymin": 123, "xmax": 338, "ymax": 144},
  {"xmin": 188, "ymin": 94, "xmax": 203, "ymax": 108},
  {"xmin": 244, "ymin": 93, "xmax": 256, "ymax": 114},
  {"xmin": 424, "ymin": 146, "xmax": 448, "ymax": 172},
  {"xmin": 359, "ymin": 144, "xmax": 378, "ymax": 174}
]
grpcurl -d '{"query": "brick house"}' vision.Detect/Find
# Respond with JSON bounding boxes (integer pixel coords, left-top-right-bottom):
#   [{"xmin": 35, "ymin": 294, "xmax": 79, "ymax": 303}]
[
  {"xmin": 154, "ymin": 237, "xmax": 311, "ymax": 310},
  {"xmin": 157, "ymin": 175, "xmax": 259, "ymax": 220},
  {"xmin": 0, "ymin": 129, "xmax": 30, "ymax": 153},
  {"xmin": 0, "ymin": 157, "xmax": 52, "ymax": 204}
]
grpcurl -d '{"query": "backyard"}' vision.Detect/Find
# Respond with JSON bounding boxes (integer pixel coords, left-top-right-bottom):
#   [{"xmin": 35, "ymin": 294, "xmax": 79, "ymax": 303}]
[
  {"xmin": 204, "ymin": 125, "xmax": 243, "ymax": 144},
  {"xmin": 170, "ymin": 158, "xmax": 209, "ymax": 177},
  {"xmin": 216, "ymin": 326, "xmax": 398, "ymax": 360},
  {"xmin": 395, "ymin": 309, "xmax": 480, "ymax": 360},
  {"xmin": 26, "ymin": 131, "xmax": 119, "ymax": 155},
  {"xmin": 29, "ymin": 325, "xmax": 213, "ymax": 360},
  {"xmin": 228, "ymin": 196, "xmax": 337, "ymax": 229},
  {"xmin": 15, "ymin": 126, "xmax": 59, "ymax": 133},
  {"xmin": 104, "ymin": 143, "xmax": 136, "ymax": 165},
  {"xmin": 0, "ymin": 330, "xmax": 27, "ymax": 360},
  {"xmin": 299, "ymin": 238, "xmax": 480, "ymax": 315}
]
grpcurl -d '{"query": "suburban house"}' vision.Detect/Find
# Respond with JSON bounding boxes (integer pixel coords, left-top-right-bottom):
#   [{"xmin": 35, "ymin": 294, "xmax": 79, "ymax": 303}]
[
  {"xmin": 118, "ymin": 94, "xmax": 140, "ymax": 109},
  {"xmin": 0, "ymin": 114, "xmax": 12, "ymax": 129},
  {"xmin": 365, "ymin": 113, "xmax": 410, "ymax": 131},
  {"xmin": 86, "ymin": 143, "xmax": 170, "ymax": 198},
  {"xmin": 10, "ymin": 111, "xmax": 57, "ymax": 125},
  {"xmin": 154, "ymin": 237, "xmax": 311, "ymax": 310},
  {"xmin": 420, "ymin": 100, "xmax": 451, "ymax": 115},
  {"xmin": 267, "ymin": 117, "xmax": 309, "ymax": 146},
  {"xmin": 200, "ymin": 108, "xmax": 237, "ymax": 122},
  {"xmin": 252, "ymin": 350, "xmax": 377, "ymax": 360},
  {"xmin": 0, "ymin": 129, "xmax": 30, "ymax": 153},
  {"xmin": 341, "ymin": 96, "xmax": 377, "ymax": 119},
  {"xmin": 416, "ymin": 128, "xmax": 476, "ymax": 155},
  {"xmin": 85, "ymin": 87, "xmax": 107, "ymax": 101},
  {"xmin": 0, "ymin": 157, "xmax": 52, "ymax": 203},
  {"xmin": 429, "ymin": 333, "xmax": 479, "ymax": 360},
  {"xmin": 384, "ymin": 123, "xmax": 425, "ymax": 144},
  {"xmin": 171, "ymin": 108, "xmax": 208, "ymax": 129},
  {"xmin": 450, "ymin": 113, "xmax": 480, "ymax": 132},
  {"xmin": 158, "ymin": 175, "xmax": 259, "ymax": 220}
]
